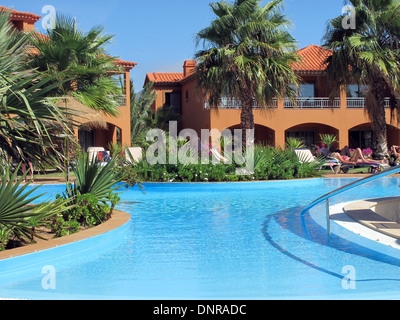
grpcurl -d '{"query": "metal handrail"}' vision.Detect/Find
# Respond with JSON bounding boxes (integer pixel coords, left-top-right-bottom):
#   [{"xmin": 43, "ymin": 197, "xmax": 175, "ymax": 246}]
[
  {"xmin": 284, "ymin": 97, "xmax": 340, "ymax": 109},
  {"xmin": 346, "ymin": 97, "xmax": 391, "ymax": 109},
  {"xmin": 301, "ymin": 165, "xmax": 400, "ymax": 237}
]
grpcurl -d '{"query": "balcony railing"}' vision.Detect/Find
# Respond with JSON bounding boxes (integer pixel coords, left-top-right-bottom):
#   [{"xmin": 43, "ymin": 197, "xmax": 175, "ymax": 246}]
[
  {"xmin": 108, "ymin": 94, "xmax": 127, "ymax": 106},
  {"xmin": 347, "ymin": 97, "xmax": 390, "ymax": 109},
  {"xmin": 204, "ymin": 98, "xmax": 277, "ymax": 110},
  {"xmin": 204, "ymin": 97, "xmax": 392, "ymax": 110},
  {"xmin": 284, "ymin": 97, "xmax": 340, "ymax": 109}
]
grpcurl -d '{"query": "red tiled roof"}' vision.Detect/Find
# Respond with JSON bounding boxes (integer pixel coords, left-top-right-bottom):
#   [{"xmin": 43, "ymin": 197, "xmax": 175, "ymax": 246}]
[
  {"xmin": 146, "ymin": 72, "xmax": 184, "ymax": 85},
  {"xmin": 1, "ymin": 6, "xmax": 136, "ymax": 71},
  {"xmin": 292, "ymin": 45, "xmax": 332, "ymax": 73},
  {"xmin": 34, "ymin": 32, "xmax": 49, "ymax": 41},
  {"xmin": 147, "ymin": 45, "xmax": 332, "ymax": 87},
  {"xmin": 114, "ymin": 58, "xmax": 137, "ymax": 70},
  {"xmin": 27, "ymin": 47, "xmax": 136, "ymax": 71},
  {"xmin": 0, "ymin": 5, "xmax": 41, "ymax": 23}
]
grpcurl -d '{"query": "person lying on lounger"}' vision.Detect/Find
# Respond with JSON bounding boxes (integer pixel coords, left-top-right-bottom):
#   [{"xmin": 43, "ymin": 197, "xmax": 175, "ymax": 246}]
[
  {"xmin": 327, "ymin": 146, "xmax": 388, "ymax": 165},
  {"xmin": 390, "ymin": 145, "xmax": 400, "ymax": 166},
  {"xmin": 391, "ymin": 145, "xmax": 400, "ymax": 159}
]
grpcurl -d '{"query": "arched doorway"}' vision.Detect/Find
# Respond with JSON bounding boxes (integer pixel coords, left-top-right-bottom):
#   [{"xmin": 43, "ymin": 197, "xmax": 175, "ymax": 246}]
[
  {"xmin": 225, "ymin": 124, "xmax": 275, "ymax": 146},
  {"xmin": 78, "ymin": 123, "xmax": 123, "ymax": 152},
  {"xmin": 285, "ymin": 123, "xmax": 339, "ymax": 149},
  {"xmin": 349, "ymin": 123, "xmax": 400, "ymax": 150},
  {"xmin": 348, "ymin": 123, "xmax": 373, "ymax": 149}
]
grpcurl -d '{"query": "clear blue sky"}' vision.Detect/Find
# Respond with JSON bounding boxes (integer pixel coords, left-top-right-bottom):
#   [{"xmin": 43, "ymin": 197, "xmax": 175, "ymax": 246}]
[{"xmin": 2, "ymin": 0, "xmax": 345, "ymax": 90}]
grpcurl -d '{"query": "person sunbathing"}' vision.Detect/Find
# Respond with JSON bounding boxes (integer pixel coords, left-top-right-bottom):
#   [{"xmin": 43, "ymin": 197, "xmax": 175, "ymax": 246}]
[
  {"xmin": 328, "ymin": 147, "xmax": 387, "ymax": 165},
  {"xmin": 391, "ymin": 145, "xmax": 400, "ymax": 159}
]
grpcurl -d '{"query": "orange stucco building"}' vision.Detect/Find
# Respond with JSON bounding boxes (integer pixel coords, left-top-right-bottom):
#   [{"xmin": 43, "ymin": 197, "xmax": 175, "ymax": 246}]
[
  {"xmin": 145, "ymin": 45, "xmax": 400, "ymax": 151},
  {"xmin": 2, "ymin": 5, "xmax": 136, "ymax": 151}
]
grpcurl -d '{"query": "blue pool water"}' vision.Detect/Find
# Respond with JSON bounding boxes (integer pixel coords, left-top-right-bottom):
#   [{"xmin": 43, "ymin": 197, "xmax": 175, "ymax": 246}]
[{"xmin": 1, "ymin": 177, "xmax": 400, "ymax": 300}]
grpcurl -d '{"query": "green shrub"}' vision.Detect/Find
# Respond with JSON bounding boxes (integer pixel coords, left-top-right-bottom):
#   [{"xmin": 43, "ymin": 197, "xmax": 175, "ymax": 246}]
[
  {"xmin": 54, "ymin": 152, "xmax": 123, "ymax": 236},
  {"xmin": 51, "ymin": 215, "xmax": 80, "ymax": 237},
  {"xmin": 119, "ymin": 144, "xmax": 322, "ymax": 183},
  {"xmin": 0, "ymin": 166, "xmax": 72, "ymax": 250}
]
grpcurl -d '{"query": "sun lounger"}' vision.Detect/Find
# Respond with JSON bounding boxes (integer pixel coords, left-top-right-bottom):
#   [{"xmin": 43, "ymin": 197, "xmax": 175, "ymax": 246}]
[
  {"xmin": 324, "ymin": 155, "xmax": 390, "ymax": 174},
  {"xmin": 125, "ymin": 147, "xmax": 143, "ymax": 164},
  {"xmin": 96, "ymin": 150, "xmax": 111, "ymax": 166},
  {"xmin": 294, "ymin": 148, "xmax": 343, "ymax": 173},
  {"xmin": 210, "ymin": 148, "xmax": 231, "ymax": 164},
  {"xmin": 353, "ymin": 162, "xmax": 390, "ymax": 173},
  {"xmin": 87, "ymin": 147, "xmax": 106, "ymax": 162}
]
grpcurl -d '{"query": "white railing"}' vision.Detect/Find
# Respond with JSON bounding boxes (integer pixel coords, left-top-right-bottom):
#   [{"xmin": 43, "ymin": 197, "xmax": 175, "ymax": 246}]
[
  {"xmin": 284, "ymin": 97, "xmax": 340, "ymax": 109},
  {"xmin": 347, "ymin": 97, "xmax": 390, "ymax": 109},
  {"xmin": 205, "ymin": 98, "xmax": 277, "ymax": 110},
  {"xmin": 302, "ymin": 165, "xmax": 400, "ymax": 238},
  {"xmin": 108, "ymin": 94, "xmax": 127, "ymax": 106},
  {"xmin": 204, "ymin": 97, "xmax": 392, "ymax": 110}
]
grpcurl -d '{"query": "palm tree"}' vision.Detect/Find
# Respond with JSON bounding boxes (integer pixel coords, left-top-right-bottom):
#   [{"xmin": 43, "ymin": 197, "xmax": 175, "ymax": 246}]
[
  {"xmin": 130, "ymin": 80, "xmax": 157, "ymax": 146},
  {"xmin": 323, "ymin": 0, "xmax": 400, "ymax": 159},
  {"xmin": 0, "ymin": 10, "xmax": 74, "ymax": 168},
  {"xmin": 195, "ymin": 0, "xmax": 299, "ymax": 145},
  {"xmin": 28, "ymin": 14, "xmax": 123, "ymax": 117}
]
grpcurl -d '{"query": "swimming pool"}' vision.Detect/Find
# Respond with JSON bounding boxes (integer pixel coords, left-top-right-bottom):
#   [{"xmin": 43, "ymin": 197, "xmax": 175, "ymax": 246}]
[{"xmin": 0, "ymin": 177, "xmax": 400, "ymax": 300}]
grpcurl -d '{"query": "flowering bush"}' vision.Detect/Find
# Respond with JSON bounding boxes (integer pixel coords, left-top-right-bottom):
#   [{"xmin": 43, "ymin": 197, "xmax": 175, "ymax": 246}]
[
  {"xmin": 362, "ymin": 148, "xmax": 373, "ymax": 158},
  {"xmin": 349, "ymin": 148, "xmax": 373, "ymax": 159}
]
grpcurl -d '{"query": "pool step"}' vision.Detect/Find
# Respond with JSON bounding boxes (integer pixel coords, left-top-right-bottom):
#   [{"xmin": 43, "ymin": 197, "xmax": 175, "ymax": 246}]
[{"xmin": 343, "ymin": 198, "xmax": 400, "ymax": 240}]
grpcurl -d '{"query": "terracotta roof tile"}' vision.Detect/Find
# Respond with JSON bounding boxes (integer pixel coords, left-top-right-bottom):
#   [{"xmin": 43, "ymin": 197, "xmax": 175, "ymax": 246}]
[
  {"xmin": 146, "ymin": 45, "xmax": 332, "ymax": 87},
  {"xmin": 114, "ymin": 58, "xmax": 137, "ymax": 70},
  {"xmin": 1, "ymin": 6, "xmax": 136, "ymax": 71},
  {"xmin": 0, "ymin": 5, "xmax": 41, "ymax": 23},
  {"xmin": 146, "ymin": 72, "xmax": 184, "ymax": 85},
  {"xmin": 292, "ymin": 45, "xmax": 332, "ymax": 73}
]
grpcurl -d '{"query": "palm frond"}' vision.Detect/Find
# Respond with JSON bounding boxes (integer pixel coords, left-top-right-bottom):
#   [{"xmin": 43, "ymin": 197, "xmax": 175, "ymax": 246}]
[{"xmin": 196, "ymin": 0, "xmax": 298, "ymax": 110}]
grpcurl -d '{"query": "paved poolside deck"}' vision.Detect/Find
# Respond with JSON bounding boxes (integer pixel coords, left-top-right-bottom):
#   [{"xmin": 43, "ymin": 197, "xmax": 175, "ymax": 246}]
[
  {"xmin": 29, "ymin": 176, "xmax": 67, "ymax": 184},
  {"xmin": 29, "ymin": 172, "xmax": 375, "ymax": 185}
]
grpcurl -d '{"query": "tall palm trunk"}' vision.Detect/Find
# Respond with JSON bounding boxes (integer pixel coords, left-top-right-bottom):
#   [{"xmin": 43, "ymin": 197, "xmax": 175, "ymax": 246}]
[
  {"xmin": 240, "ymin": 80, "xmax": 254, "ymax": 146},
  {"xmin": 369, "ymin": 77, "xmax": 388, "ymax": 159}
]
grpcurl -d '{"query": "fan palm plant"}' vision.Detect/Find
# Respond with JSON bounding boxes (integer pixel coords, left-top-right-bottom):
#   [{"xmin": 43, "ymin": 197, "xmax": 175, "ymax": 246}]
[
  {"xmin": 0, "ymin": 166, "xmax": 72, "ymax": 250},
  {"xmin": 61, "ymin": 152, "xmax": 123, "ymax": 226},
  {"xmin": 319, "ymin": 134, "xmax": 338, "ymax": 149},
  {"xmin": 285, "ymin": 137, "xmax": 306, "ymax": 149},
  {"xmin": 195, "ymin": 0, "xmax": 299, "ymax": 145},
  {"xmin": 0, "ymin": 10, "xmax": 75, "ymax": 168},
  {"xmin": 71, "ymin": 152, "xmax": 123, "ymax": 200},
  {"xmin": 28, "ymin": 14, "xmax": 123, "ymax": 117},
  {"xmin": 323, "ymin": 0, "xmax": 400, "ymax": 159}
]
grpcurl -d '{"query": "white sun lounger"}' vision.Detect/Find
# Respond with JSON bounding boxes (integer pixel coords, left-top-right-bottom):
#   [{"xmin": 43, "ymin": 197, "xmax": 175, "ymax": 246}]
[
  {"xmin": 294, "ymin": 148, "xmax": 344, "ymax": 173},
  {"xmin": 125, "ymin": 147, "xmax": 143, "ymax": 164}
]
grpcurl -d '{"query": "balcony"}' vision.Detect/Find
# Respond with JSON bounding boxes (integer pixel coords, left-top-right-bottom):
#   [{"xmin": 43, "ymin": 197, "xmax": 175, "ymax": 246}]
[
  {"xmin": 108, "ymin": 94, "xmax": 127, "ymax": 106},
  {"xmin": 347, "ymin": 97, "xmax": 390, "ymax": 109},
  {"xmin": 284, "ymin": 97, "xmax": 340, "ymax": 109},
  {"xmin": 204, "ymin": 98, "xmax": 277, "ymax": 110},
  {"xmin": 204, "ymin": 96, "xmax": 392, "ymax": 110}
]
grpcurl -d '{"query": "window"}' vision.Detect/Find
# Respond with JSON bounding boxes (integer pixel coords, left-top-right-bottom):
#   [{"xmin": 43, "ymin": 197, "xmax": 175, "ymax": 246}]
[
  {"xmin": 286, "ymin": 131, "xmax": 316, "ymax": 149},
  {"xmin": 347, "ymin": 84, "xmax": 367, "ymax": 97},
  {"xmin": 116, "ymin": 127, "xmax": 121, "ymax": 145},
  {"xmin": 299, "ymin": 84, "xmax": 315, "ymax": 98},
  {"xmin": 349, "ymin": 130, "xmax": 372, "ymax": 149},
  {"xmin": 165, "ymin": 91, "xmax": 182, "ymax": 113},
  {"xmin": 288, "ymin": 83, "xmax": 315, "ymax": 98},
  {"xmin": 78, "ymin": 129, "xmax": 95, "ymax": 152}
]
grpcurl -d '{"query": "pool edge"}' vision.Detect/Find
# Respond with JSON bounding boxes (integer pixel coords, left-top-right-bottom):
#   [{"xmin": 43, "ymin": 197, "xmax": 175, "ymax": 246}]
[{"xmin": 0, "ymin": 210, "xmax": 131, "ymax": 261}]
